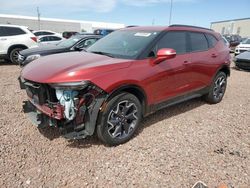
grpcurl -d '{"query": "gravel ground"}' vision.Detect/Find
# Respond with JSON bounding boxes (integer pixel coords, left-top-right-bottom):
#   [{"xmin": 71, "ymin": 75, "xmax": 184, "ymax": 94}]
[{"xmin": 0, "ymin": 60, "xmax": 249, "ymax": 188}]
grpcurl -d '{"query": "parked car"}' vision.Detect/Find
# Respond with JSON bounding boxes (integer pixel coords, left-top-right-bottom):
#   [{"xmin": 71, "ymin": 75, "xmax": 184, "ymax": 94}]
[
  {"xmin": 0, "ymin": 24, "xmax": 38, "ymax": 64},
  {"xmin": 20, "ymin": 25, "xmax": 230, "ymax": 146},
  {"xmin": 18, "ymin": 34, "xmax": 101, "ymax": 66},
  {"xmin": 94, "ymin": 29, "xmax": 114, "ymax": 36},
  {"xmin": 234, "ymin": 38, "xmax": 250, "ymax": 55},
  {"xmin": 62, "ymin": 31, "xmax": 78, "ymax": 39},
  {"xmin": 223, "ymin": 34, "xmax": 242, "ymax": 52},
  {"xmin": 235, "ymin": 50, "xmax": 250, "ymax": 70},
  {"xmin": 38, "ymin": 35, "xmax": 64, "ymax": 46},
  {"xmin": 222, "ymin": 36, "xmax": 230, "ymax": 48},
  {"xmin": 33, "ymin": 30, "xmax": 61, "ymax": 37}
]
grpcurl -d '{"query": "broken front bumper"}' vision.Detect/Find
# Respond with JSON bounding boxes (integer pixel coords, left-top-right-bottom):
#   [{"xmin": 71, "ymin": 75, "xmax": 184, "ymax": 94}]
[{"xmin": 20, "ymin": 77, "xmax": 108, "ymax": 139}]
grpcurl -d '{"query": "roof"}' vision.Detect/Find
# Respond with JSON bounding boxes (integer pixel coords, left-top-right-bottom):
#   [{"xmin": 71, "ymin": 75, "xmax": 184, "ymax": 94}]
[
  {"xmin": 122, "ymin": 25, "xmax": 215, "ymax": 33},
  {"xmin": 211, "ymin": 17, "xmax": 250, "ymax": 24}
]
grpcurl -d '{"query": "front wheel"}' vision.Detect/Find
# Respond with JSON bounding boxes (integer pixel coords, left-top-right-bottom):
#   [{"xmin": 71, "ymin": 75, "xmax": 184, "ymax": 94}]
[
  {"xmin": 204, "ymin": 72, "xmax": 227, "ymax": 104},
  {"xmin": 97, "ymin": 93, "xmax": 142, "ymax": 146}
]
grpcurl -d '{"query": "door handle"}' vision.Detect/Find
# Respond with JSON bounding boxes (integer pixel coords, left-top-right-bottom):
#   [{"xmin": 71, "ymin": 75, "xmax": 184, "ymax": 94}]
[
  {"xmin": 211, "ymin": 53, "xmax": 218, "ymax": 58},
  {"xmin": 183, "ymin": 60, "xmax": 191, "ymax": 65}
]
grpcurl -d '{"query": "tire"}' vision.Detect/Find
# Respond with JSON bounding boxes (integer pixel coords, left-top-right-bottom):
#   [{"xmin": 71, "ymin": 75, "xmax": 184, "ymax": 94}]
[
  {"xmin": 97, "ymin": 93, "xmax": 142, "ymax": 146},
  {"xmin": 204, "ymin": 72, "xmax": 227, "ymax": 104},
  {"xmin": 9, "ymin": 47, "xmax": 24, "ymax": 64}
]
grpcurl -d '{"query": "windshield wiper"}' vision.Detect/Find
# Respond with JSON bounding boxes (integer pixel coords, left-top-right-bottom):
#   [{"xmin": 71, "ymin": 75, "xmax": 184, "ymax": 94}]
[{"xmin": 91, "ymin": 51, "xmax": 114, "ymax": 58}]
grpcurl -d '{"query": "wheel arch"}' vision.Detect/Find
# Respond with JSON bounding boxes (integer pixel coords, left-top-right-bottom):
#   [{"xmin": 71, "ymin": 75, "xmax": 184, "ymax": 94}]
[
  {"xmin": 106, "ymin": 84, "xmax": 148, "ymax": 116},
  {"xmin": 7, "ymin": 44, "xmax": 28, "ymax": 56},
  {"xmin": 218, "ymin": 65, "xmax": 230, "ymax": 77}
]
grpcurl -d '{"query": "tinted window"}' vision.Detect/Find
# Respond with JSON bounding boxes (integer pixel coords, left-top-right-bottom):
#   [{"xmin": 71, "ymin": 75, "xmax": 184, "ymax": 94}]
[
  {"xmin": 0, "ymin": 26, "xmax": 26, "ymax": 36},
  {"xmin": 34, "ymin": 31, "xmax": 54, "ymax": 36},
  {"xmin": 189, "ymin": 32, "xmax": 208, "ymax": 52},
  {"xmin": 49, "ymin": 36, "xmax": 62, "ymax": 41},
  {"xmin": 39, "ymin": 36, "xmax": 49, "ymax": 42},
  {"xmin": 34, "ymin": 32, "xmax": 43, "ymax": 36},
  {"xmin": 0, "ymin": 27, "xmax": 5, "ymax": 36},
  {"xmin": 43, "ymin": 31, "xmax": 54, "ymax": 35},
  {"xmin": 77, "ymin": 38, "xmax": 98, "ymax": 48},
  {"xmin": 157, "ymin": 31, "xmax": 187, "ymax": 54},
  {"xmin": 206, "ymin": 34, "xmax": 218, "ymax": 48}
]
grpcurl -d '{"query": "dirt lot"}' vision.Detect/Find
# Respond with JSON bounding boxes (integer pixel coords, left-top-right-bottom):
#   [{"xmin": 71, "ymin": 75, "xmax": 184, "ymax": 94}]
[{"xmin": 0, "ymin": 60, "xmax": 249, "ymax": 188}]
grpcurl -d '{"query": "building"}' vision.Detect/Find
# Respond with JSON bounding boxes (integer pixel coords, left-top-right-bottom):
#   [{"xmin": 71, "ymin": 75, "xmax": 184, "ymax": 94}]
[
  {"xmin": 211, "ymin": 18, "xmax": 250, "ymax": 37},
  {"xmin": 0, "ymin": 14, "xmax": 125, "ymax": 33}
]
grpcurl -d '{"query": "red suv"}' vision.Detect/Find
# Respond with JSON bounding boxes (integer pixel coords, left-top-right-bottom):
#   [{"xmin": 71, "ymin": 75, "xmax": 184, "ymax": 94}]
[{"xmin": 20, "ymin": 25, "xmax": 231, "ymax": 146}]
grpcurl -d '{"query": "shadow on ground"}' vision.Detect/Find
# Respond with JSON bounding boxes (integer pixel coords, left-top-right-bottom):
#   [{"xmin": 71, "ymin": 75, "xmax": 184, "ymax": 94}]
[
  {"xmin": 0, "ymin": 59, "xmax": 17, "ymax": 66},
  {"xmin": 67, "ymin": 97, "xmax": 206, "ymax": 149}
]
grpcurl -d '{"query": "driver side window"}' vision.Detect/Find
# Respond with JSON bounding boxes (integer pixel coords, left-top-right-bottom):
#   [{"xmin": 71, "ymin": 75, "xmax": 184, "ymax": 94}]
[
  {"xmin": 149, "ymin": 31, "xmax": 187, "ymax": 57},
  {"xmin": 76, "ymin": 38, "xmax": 97, "ymax": 49}
]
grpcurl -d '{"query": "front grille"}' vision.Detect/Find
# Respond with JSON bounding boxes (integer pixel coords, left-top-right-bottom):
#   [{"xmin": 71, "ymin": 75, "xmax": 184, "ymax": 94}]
[
  {"xmin": 24, "ymin": 80, "xmax": 56, "ymax": 103},
  {"xmin": 24, "ymin": 81, "xmax": 47, "ymax": 105}
]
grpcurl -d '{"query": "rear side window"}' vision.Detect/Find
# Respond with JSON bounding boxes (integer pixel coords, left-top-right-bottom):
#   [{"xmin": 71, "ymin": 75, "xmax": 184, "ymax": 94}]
[
  {"xmin": 0, "ymin": 26, "xmax": 26, "ymax": 36},
  {"xmin": 34, "ymin": 32, "xmax": 43, "ymax": 36},
  {"xmin": 49, "ymin": 36, "xmax": 62, "ymax": 41},
  {"xmin": 34, "ymin": 31, "xmax": 54, "ymax": 36},
  {"xmin": 43, "ymin": 31, "xmax": 54, "ymax": 35},
  {"xmin": 157, "ymin": 31, "xmax": 187, "ymax": 54},
  {"xmin": 189, "ymin": 32, "xmax": 208, "ymax": 52},
  {"xmin": 39, "ymin": 36, "xmax": 49, "ymax": 42},
  {"xmin": 205, "ymin": 34, "xmax": 218, "ymax": 48}
]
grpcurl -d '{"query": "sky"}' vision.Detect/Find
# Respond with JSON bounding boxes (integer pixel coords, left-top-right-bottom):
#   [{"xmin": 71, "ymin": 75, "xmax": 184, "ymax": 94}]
[{"xmin": 0, "ymin": 0, "xmax": 250, "ymax": 27}]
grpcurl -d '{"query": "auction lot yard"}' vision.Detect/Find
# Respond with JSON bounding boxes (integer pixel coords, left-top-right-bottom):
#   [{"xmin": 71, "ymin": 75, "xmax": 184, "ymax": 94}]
[{"xmin": 0, "ymin": 60, "xmax": 249, "ymax": 187}]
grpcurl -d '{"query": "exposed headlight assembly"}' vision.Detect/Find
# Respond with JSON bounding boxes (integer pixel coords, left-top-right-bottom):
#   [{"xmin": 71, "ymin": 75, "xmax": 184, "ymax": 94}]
[
  {"xmin": 49, "ymin": 81, "xmax": 90, "ymax": 90},
  {"xmin": 26, "ymin": 54, "xmax": 41, "ymax": 62}
]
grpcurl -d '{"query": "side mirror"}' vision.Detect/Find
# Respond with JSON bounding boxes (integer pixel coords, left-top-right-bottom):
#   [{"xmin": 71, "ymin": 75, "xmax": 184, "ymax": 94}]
[
  {"xmin": 74, "ymin": 46, "xmax": 82, "ymax": 51},
  {"xmin": 153, "ymin": 48, "xmax": 176, "ymax": 64}
]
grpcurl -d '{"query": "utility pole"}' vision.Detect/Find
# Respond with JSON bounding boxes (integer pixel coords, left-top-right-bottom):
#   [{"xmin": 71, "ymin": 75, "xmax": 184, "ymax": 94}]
[
  {"xmin": 169, "ymin": 0, "xmax": 173, "ymax": 25},
  {"xmin": 37, "ymin": 7, "xmax": 41, "ymax": 30},
  {"xmin": 152, "ymin": 18, "xmax": 155, "ymax": 26}
]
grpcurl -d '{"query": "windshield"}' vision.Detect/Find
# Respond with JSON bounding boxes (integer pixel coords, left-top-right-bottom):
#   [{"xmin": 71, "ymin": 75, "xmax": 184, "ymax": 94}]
[
  {"xmin": 242, "ymin": 38, "xmax": 250, "ymax": 44},
  {"xmin": 87, "ymin": 30, "xmax": 160, "ymax": 59},
  {"xmin": 57, "ymin": 35, "xmax": 82, "ymax": 48}
]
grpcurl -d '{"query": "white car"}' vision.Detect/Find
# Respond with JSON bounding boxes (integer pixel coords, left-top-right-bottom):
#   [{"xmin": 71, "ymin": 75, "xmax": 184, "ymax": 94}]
[
  {"xmin": 235, "ymin": 38, "xmax": 250, "ymax": 55},
  {"xmin": 33, "ymin": 30, "xmax": 61, "ymax": 37},
  {"xmin": 0, "ymin": 24, "xmax": 38, "ymax": 64},
  {"xmin": 38, "ymin": 35, "xmax": 64, "ymax": 46}
]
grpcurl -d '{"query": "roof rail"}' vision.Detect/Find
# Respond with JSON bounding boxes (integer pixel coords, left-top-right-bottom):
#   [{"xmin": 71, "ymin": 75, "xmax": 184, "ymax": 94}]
[{"xmin": 169, "ymin": 24, "xmax": 214, "ymax": 31}]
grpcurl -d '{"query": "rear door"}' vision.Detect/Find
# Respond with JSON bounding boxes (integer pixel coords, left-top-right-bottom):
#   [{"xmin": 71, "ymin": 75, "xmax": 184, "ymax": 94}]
[{"xmin": 186, "ymin": 32, "xmax": 218, "ymax": 90}]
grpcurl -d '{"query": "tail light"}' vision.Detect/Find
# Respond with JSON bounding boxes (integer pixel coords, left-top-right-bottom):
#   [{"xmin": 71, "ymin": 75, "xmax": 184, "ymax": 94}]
[{"xmin": 31, "ymin": 37, "xmax": 37, "ymax": 42}]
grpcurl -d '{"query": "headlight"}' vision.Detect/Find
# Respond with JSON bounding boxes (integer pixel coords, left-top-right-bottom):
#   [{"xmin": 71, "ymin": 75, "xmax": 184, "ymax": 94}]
[
  {"xmin": 49, "ymin": 81, "xmax": 90, "ymax": 90},
  {"xmin": 26, "ymin": 54, "xmax": 41, "ymax": 62}
]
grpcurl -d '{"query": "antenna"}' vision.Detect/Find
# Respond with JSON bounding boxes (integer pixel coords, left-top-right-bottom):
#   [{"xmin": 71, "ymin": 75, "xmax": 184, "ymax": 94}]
[{"xmin": 37, "ymin": 7, "xmax": 41, "ymax": 30}]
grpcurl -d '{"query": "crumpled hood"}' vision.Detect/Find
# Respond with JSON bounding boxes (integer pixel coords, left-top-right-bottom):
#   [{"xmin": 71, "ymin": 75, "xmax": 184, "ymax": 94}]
[{"xmin": 21, "ymin": 52, "xmax": 132, "ymax": 83}]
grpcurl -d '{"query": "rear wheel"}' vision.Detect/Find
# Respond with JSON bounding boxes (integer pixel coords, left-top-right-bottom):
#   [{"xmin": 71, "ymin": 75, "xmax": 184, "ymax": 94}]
[
  {"xmin": 97, "ymin": 93, "xmax": 142, "ymax": 146},
  {"xmin": 9, "ymin": 47, "xmax": 24, "ymax": 64},
  {"xmin": 204, "ymin": 72, "xmax": 227, "ymax": 104}
]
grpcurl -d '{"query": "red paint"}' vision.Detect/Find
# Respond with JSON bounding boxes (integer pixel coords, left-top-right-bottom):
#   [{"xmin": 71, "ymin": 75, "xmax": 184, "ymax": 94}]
[{"xmin": 22, "ymin": 26, "xmax": 230, "ymax": 106}]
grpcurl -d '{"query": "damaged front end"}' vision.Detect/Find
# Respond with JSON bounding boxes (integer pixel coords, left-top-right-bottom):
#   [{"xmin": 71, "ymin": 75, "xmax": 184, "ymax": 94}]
[{"xmin": 21, "ymin": 78, "xmax": 108, "ymax": 139}]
